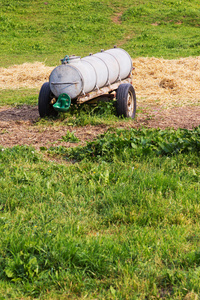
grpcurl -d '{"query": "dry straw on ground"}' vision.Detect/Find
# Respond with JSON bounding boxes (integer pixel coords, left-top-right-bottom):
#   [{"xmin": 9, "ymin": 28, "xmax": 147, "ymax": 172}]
[
  {"xmin": 0, "ymin": 62, "xmax": 54, "ymax": 89},
  {"xmin": 0, "ymin": 57, "xmax": 200, "ymax": 108},
  {"xmin": 132, "ymin": 56, "xmax": 200, "ymax": 107}
]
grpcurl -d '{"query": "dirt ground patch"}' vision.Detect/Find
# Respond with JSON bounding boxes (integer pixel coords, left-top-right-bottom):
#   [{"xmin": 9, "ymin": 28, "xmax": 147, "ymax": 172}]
[
  {"xmin": 0, "ymin": 106, "xmax": 108, "ymax": 149},
  {"xmin": 0, "ymin": 104, "xmax": 199, "ymax": 149}
]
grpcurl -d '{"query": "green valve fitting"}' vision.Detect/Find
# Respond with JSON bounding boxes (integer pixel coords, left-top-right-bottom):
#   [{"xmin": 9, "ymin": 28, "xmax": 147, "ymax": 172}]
[
  {"xmin": 61, "ymin": 55, "xmax": 69, "ymax": 64},
  {"xmin": 53, "ymin": 93, "xmax": 71, "ymax": 112}
]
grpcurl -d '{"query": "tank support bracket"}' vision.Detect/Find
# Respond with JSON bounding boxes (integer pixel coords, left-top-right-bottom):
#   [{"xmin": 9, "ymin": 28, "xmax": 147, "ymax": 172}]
[{"xmin": 77, "ymin": 78, "xmax": 132, "ymax": 104}]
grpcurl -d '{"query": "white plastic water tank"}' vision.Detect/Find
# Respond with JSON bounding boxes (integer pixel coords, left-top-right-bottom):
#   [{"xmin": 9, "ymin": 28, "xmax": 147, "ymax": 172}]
[{"xmin": 49, "ymin": 48, "xmax": 132, "ymax": 99}]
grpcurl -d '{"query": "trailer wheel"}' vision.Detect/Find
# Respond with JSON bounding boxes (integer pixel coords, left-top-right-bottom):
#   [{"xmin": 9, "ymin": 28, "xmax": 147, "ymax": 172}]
[
  {"xmin": 116, "ymin": 83, "xmax": 136, "ymax": 118},
  {"xmin": 38, "ymin": 82, "xmax": 58, "ymax": 118}
]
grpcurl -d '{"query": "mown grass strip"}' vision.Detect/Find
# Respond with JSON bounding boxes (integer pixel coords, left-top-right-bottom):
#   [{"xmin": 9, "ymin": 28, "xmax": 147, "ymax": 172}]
[{"xmin": 0, "ymin": 89, "xmax": 38, "ymax": 106}]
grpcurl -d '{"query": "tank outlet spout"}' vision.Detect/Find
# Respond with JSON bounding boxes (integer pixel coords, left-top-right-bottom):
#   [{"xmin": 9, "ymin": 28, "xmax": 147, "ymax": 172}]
[{"xmin": 53, "ymin": 93, "xmax": 71, "ymax": 112}]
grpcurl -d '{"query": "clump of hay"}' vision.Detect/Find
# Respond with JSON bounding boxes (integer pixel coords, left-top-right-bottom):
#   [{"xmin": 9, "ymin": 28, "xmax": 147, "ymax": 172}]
[
  {"xmin": 132, "ymin": 56, "xmax": 200, "ymax": 107},
  {"xmin": 0, "ymin": 62, "xmax": 54, "ymax": 89},
  {"xmin": 159, "ymin": 78, "xmax": 177, "ymax": 89}
]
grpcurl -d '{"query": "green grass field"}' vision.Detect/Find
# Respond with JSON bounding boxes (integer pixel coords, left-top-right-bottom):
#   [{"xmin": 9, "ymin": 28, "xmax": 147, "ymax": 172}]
[
  {"xmin": 0, "ymin": 0, "xmax": 200, "ymax": 298},
  {"xmin": 0, "ymin": 0, "xmax": 200, "ymax": 66}
]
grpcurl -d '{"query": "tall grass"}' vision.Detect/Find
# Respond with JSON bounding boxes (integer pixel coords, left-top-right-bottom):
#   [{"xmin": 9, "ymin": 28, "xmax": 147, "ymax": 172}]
[{"xmin": 0, "ymin": 128, "xmax": 200, "ymax": 299}]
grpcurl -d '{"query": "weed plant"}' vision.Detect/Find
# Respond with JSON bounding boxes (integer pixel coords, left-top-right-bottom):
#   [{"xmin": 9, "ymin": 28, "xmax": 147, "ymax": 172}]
[
  {"xmin": 36, "ymin": 100, "xmax": 119, "ymax": 127},
  {"xmin": 63, "ymin": 101, "xmax": 118, "ymax": 126},
  {"xmin": 49, "ymin": 126, "xmax": 200, "ymax": 162},
  {"xmin": 59, "ymin": 130, "xmax": 80, "ymax": 143}
]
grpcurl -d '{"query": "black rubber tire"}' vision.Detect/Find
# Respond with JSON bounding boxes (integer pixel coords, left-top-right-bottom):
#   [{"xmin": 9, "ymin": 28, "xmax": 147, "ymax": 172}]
[
  {"xmin": 116, "ymin": 83, "xmax": 136, "ymax": 119},
  {"xmin": 38, "ymin": 82, "xmax": 58, "ymax": 118}
]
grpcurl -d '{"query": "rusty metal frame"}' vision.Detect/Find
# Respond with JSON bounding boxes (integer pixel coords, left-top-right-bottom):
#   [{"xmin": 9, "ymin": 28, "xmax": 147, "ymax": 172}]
[{"xmin": 76, "ymin": 77, "xmax": 132, "ymax": 104}]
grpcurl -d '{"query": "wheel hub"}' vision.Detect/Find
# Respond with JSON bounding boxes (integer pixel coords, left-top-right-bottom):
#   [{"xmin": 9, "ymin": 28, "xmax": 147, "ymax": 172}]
[{"xmin": 127, "ymin": 92, "xmax": 134, "ymax": 117}]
